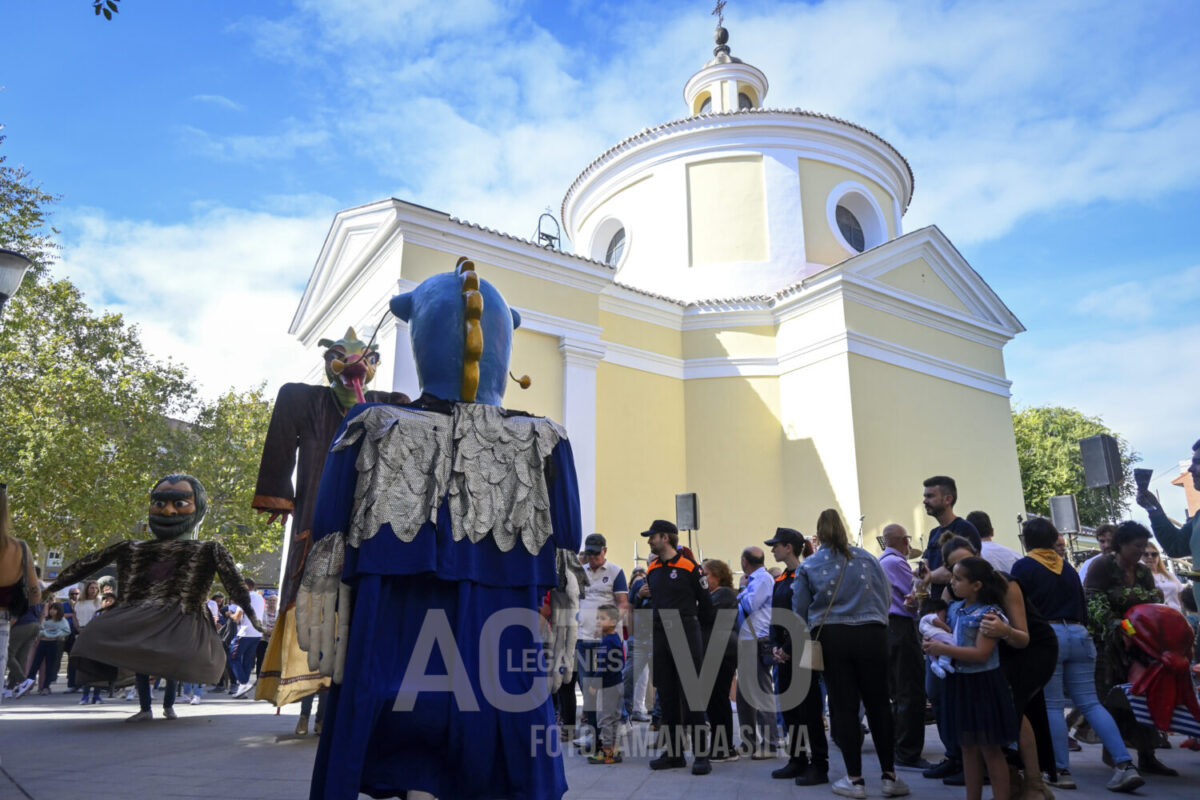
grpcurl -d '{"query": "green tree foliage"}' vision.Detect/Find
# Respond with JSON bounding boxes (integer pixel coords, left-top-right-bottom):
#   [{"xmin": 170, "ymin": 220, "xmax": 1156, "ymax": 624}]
[
  {"xmin": 176, "ymin": 386, "xmax": 278, "ymax": 576},
  {"xmin": 1012, "ymin": 405, "xmax": 1136, "ymax": 527},
  {"xmin": 93, "ymin": 1, "xmax": 120, "ymax": 21},
  {"xmin": 0, "ymin": 138, "xmax": 276, "ymax": 567}
]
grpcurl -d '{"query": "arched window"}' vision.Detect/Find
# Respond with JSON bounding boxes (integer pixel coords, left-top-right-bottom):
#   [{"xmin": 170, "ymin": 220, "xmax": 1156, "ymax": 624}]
[
  {"xmin": 738, "ymin": 92, "xmax": 753, "ymax": 110},
  {"xmin": 835, "ymin": 205, "xmax": 865, "ymax": 253},
  {"xmin": 699, "ymin": 96, "xmax": 712, "ymax": 114},
  {"xmin": 605, "ymin": 227, "xmax": 626, "ymax": 266}
]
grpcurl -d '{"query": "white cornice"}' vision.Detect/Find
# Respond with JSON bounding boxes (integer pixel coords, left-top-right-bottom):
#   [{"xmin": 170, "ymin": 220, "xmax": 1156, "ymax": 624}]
[
  {"xmin": 603, "ymin": 341, "xmax": 686, "ymax": 380},
  {"xmin": 598, "ymin": 286, "xmax": 685, "ymax": 328}
]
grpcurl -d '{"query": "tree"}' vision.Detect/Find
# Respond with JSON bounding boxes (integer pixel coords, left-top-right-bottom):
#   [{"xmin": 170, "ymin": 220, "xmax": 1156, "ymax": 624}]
[
  {"xmin": 0, "ymin": 137, "xmax": 277, "ymax": 568},
  {"xmin": 1012, "ymin": 405, "xmax": 1137, "ymax": 527},
  {"xmin": 177, "ymin": 386, "xmax": 279, "ymax": 573}
]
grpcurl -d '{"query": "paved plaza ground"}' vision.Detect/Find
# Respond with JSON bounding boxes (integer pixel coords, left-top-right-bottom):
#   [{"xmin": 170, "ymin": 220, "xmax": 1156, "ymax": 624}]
[{"xmin": 2, "ymin": 689, "xmax": 1198, "ymax": 799}]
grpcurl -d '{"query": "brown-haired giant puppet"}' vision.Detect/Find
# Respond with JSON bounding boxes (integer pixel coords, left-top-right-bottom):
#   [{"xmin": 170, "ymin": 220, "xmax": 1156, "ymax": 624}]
[
  {"xmin": 251, "ymin": 328, "xmax": 408, "ymax": 707},
  {"xmin": 46, "ymin": 474, "xmax": 258, "ymax": 721}
]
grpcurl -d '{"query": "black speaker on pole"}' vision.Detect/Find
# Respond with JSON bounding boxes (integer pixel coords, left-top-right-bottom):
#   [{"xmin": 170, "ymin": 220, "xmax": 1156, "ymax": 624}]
[
  {"xmin": 675, "ymin": 493, "xmax": 699, "ymax": 531},
  {"xmin": 1049, "ymin": 495, "xmax": 1081, "ymax": 534},
  {"xmin": 1080, "ymin": 434, "xmax": 1121, "ymax": 489}
]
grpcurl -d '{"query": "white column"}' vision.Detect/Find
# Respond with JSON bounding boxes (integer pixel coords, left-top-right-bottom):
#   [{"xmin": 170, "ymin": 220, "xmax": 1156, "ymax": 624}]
[
  {"xmin": 391, "ymin": 318, "xmax": 421, "ymax": 398},
  {"xmin": 559, "ymin": 337, "xmax": 606, "ymax": 535}
]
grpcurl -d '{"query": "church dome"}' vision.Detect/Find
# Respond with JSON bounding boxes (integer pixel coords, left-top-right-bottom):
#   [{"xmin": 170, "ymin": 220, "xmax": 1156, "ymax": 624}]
[{"xmin": 561, "ymin": 20, "xmax": 914, "ymax": 304}]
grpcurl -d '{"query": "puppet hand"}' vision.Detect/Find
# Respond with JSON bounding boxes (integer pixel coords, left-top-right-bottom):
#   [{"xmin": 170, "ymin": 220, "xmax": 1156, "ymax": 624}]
[
  {"xmin": 256, "ymin": 508, "xmax": 291, "ymax": 526},
  {"xmin": 294, "ymin": 533, "xmax": 347, "ymax": 678}
]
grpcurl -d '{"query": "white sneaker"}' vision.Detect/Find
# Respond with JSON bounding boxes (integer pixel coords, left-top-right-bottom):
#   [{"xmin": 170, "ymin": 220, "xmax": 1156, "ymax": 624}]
[
  {"xmin": 882, "ymin": 775, "xmax": 911, "ymax": 797},
  {"xmin": 234, "ymin": 681, "xmax": 256, "ymax": 698},
  {"xmin": 190, "ymin": 695, "xmax": 201, "ymax": 705},
  {"xmin": 832, "ymin": 777, "xmax": 867, "ymax": 799},
  {"xmin": 14, "ymin": 679, "xmax": 35, "ymax": 698}
]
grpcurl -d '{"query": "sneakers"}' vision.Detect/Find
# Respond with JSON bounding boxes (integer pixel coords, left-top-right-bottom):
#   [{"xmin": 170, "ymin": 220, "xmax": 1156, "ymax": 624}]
[
  {"xmin": 124, "ymin": 687, "xmax": 136, "ymax": 701},
  {"xmin": 296, "ymin": 715, "xmax": 310, "ymax": 736},
  {"xmin": 125, "ymin": 710, "xmax": 153, "ymax": 722},
  {"xmin": 710, "ymin": 751, "xmax": 739, "ymax": 763},
  {"xmin": 163, "ymin": 707, "xmax": 178, "ymax": 720},
  {"xmin": 14, "ymin": 679, "xmax": 35, "ymax": 698},
  {"xmin": 922, "ymin": 759, "xmax": 961, "ymax": 779},
  {"xmin": 189, "ymin": 695, "xmax": 201, "ymax": 705},
  {"xmin": 91, "ymin": 694, "xmax": 103, "ymax": 704},
  {"xmin": 1047, "ymin": 769, "xmax": 1076, "ymax": 789},
  {"xmin": 587, "ymin": 747, "xmax": 622, "ymax": 765},
  {"xmin": 832, "ymin": 776, "xmax": 867, "ymax": 799},
  {"xmin": 882, "ymin": 775, "xmax": 911, "ymax": 797},
  {"xmin": 79, "ymin": 695, "xmax": 90, "ymax": 705},
  {"xmin": 1106, "ymin": 765, "xmax": 1144, "ymax": 793},
  {"xmin": 233, "ymin": 681, "xmax": 256, "ymax": 699},
  {"xmin": 691, "ymin": 757, "xmax": 711, "ymax": 776},
  {"xmin": 771, "ymin": 760, "xmax": 807, "ymax": 779},
  {"xmin": 648, "ymin": 754, "xmax": 687, "ymax": 770}
]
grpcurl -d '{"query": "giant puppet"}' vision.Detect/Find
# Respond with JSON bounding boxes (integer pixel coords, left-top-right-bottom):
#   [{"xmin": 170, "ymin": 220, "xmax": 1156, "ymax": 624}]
[
  {"xmin": 251, "ymin": 328, "xmax": 408, "ymax": 706},
  {"xmin": 297, "ymin": 258, "xmax": 582, "ymax": 800},
  {"xmin": 46, "ymin": 474, "xmax": 259, "ymax": 720}
]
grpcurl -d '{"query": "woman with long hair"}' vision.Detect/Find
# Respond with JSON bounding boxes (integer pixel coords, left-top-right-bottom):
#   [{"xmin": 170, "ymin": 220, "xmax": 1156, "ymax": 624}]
[
  {"xmin": 792, "ymin": 509, "xmax": 907, "ymax": 799},
  {"xmin": 700, "ymin": 558, "xmax": 739, "ymax": 761},
  {"xmin": 29, "ymin": 601, "xmax": 71, "ymax": 693},
  {"xmin": 1, "ymin": 485, "xmax": 42, "ymax": 702},
  {"xmin": 1141, "ymin": 541, "xmax": 1186, "ymax": 612}
]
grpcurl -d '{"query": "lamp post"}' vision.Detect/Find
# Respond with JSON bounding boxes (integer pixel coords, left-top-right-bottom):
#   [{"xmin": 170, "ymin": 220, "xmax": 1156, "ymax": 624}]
[{"xmin": 0, "ymin": 248, "xmax": 33, "ymax": 317}]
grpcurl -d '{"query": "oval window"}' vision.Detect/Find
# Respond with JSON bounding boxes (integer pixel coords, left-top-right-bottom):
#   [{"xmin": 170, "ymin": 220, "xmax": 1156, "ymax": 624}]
[
  {"xmin": 835, "ymin": 205, "xmax": 865, "ymax": 253},
  {"xmin": 605, "ymin": 228, "xmax": 626, "ymax": 266}
]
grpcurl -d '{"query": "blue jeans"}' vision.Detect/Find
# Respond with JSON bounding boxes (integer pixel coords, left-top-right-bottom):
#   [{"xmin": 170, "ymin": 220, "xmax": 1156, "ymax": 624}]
[
  {"xmin": 1044, "ymin": 623, "xmax": 1131, "ymax": 770},
  {"xmin": 230, "ymin": 635, "xmax": 261, "ymax": 684},
  {"xmin": 926, "ymin": 660, "xmax": 960, "ymax": 762}
]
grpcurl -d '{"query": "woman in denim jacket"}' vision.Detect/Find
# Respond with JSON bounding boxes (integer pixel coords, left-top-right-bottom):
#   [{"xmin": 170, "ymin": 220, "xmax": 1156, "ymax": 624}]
[{"xmin": 793, "ymin": 509, "xmax": 907, "ymax": 800}]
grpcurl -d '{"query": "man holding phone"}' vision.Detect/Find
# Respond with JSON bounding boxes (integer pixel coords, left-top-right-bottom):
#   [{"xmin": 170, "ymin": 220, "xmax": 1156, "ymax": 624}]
[{"xmin": 1136, "ymin": 439, "xmax": 1200, "ymax": 611}]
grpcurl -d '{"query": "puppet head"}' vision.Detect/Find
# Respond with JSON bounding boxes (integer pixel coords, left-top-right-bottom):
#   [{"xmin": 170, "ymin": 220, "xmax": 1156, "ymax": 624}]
[
  {"xmin": 147, "ymin": 473, "xmax": 208, "ymax": 540},
  {"xmin": 318, "ymin": 327, "xmax": 381, "ymax": 408},
  {"xmin": 389, "ymin": 258, "xmax": 521, "ymax": 406},
  {"xmin": 1121, "ymin": 603, "xmax": 1200, "ymax": 729}
]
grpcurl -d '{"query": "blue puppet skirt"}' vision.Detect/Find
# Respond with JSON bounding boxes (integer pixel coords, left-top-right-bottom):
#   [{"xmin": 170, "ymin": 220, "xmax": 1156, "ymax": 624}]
[{"xmin": 309, "ymin": 574, "xmax": 567, "ymax": 800}]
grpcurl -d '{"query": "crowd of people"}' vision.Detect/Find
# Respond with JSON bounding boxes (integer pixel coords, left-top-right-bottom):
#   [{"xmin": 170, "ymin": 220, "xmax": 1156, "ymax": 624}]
[{"xmin": 554, "ymin": 466, "xmax": 1200, "ymax": 800}]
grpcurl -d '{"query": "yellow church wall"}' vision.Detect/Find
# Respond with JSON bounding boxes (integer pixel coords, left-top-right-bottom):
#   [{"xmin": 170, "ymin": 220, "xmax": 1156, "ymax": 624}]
[
  {"xmin": 507, "ymin": 328, "xmax": 564, "ymax": 421},
  {"xmin": 875, "ymin": 257, "xmax": 969, "ymax": 313},
  {"xmin": 687, "ymin": 156, "xmax": 769, "ymax": 266},
  {"xmin": 682, "ymin": 325, "xmax": 777, "ymax": 360},
  {"xmin": 842, "ymin": 299, "xmax": 1006, "ymax": 376},
  {"xmin": 599, "ymin": 310, "xmax": 682, "ymax": 359},
  {"xmin": 777, "ymin": 355, "xmax": 861, "ymax": 533},
  {"xmin": 400, "ymin": 242, "xmax": 599, "ymax": 325},
  {"xmin": 775, "ymin": 297, "xmax": 847, "ymax": 356},
  {"xmin": 797, "ymin": 158, "xmax": 896, "ymax": 266},
  {"xmin": 682, "ymin": 376, "xmax": 785, "ymax": 566},
  {"xmin": 594, "ymin": 363, "xmax": 688, "ymax": 561},
  {"xmin": 846, "ymin": 354, "xmax": 1025, "ymax": 553}
]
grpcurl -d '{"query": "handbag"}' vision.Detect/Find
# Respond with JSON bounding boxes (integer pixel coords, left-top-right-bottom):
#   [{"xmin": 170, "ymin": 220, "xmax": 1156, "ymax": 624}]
[
  {"xmin": 7, "ymin": 541, "xmax": 32, "ymax": 618},
  {"xmin": 798, "ymin": 553, "xmax": 850, "ymax": 672}
]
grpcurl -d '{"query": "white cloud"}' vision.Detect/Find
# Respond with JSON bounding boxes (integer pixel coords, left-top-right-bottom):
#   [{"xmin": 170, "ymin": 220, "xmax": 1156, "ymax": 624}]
[
  {"xmin": 190, "ymin": 94, "xmax": 244, "ymax": 112},
  {"xmin": 1074, "ymin": 263, "xmax": 1200, "ymax": 321},
  {"xmin": 54, "ymin": 206, "xmax": 333, "ymax": 403}
]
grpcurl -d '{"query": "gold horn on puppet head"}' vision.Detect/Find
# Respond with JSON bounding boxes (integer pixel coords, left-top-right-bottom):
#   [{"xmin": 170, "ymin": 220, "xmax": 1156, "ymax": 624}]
[{"xmin": 458, "ymin": 257, "xmax": 483, "ymax": 403}]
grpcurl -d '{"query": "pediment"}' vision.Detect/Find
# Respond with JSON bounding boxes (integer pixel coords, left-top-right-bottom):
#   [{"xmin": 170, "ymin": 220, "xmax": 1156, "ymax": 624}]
[
  {"xmin": 832, "ymin": 225, "xmax": 1024, "ymax": 338},
  {"xmin": 290, "ymin": 200, "xmax": 402, "ymax": 339}
]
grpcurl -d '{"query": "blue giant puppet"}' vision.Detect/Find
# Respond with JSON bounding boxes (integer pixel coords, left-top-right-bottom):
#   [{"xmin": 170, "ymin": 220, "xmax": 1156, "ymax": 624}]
[{"xmin": 297, "ymin": 258, "xmax": 582, "ymax": 800}]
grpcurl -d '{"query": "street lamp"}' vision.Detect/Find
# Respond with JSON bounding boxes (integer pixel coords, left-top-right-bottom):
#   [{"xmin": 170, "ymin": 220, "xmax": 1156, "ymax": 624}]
[{"xmin": 0, "ymin": 248, "xmax": 33, "ymax": 316}]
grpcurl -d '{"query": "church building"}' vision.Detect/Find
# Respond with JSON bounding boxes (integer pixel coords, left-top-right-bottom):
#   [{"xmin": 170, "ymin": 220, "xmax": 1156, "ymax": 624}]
[{"xmin": 289, "ymin": 22, "xmax": 1027, "ymax": 563}]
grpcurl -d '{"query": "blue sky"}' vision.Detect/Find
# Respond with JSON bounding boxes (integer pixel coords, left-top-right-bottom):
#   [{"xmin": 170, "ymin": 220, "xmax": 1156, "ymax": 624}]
[{"xmin": 4, "ymin": 0, "xmax": 1199, "ymax": 520}]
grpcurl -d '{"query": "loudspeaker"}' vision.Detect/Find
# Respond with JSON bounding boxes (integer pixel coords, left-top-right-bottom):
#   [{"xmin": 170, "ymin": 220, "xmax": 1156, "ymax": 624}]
[
  {"xmin": 675, "ymin": 493, "xmax": 699, "ymax": 531},
  {"xmin": 1080, "ymin": 434, "xmax": 1122, "ymax": 489},
  {"xmin": 1049, "ymin": 494, "xmax": 1081, "ymax": 534}
]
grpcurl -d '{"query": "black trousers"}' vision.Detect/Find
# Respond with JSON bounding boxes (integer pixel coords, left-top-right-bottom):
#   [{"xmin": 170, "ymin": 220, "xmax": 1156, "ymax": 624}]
[
  {"xmin": 886, "ymin": 614, "xmax": 927, "ymax": 763},
  {"xmin": 778, "ymin": 645, "xmax": 829, "ymax": 768},
  {"xmin": 818, "ymin": 622, "xmax": 895, "ymax": 777},
  {"xmin": 705, "ymin": 653, "xmax": 737, "ymax": 757},
  {"xmin": 653, "ymin": 618, "xmax": 705, "ymax": 756}
]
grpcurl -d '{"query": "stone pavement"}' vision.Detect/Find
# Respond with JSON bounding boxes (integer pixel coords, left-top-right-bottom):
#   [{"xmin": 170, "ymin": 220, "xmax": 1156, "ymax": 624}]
[{"xmin": 2, "ymin": 689, "xmax": 1198, "ymax": 799}]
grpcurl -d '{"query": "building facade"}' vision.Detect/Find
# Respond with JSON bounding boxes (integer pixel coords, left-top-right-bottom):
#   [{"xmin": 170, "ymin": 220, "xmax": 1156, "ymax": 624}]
[{"xmin": 289, "ymin": 27, "xmax": 1026, "ymax": 567}]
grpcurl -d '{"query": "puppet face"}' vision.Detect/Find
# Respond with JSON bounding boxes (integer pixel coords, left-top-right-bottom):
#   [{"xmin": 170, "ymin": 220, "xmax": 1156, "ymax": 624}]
[
  {"xmin": 388, "ymin": 258, "xmax": 521, "ymax": 406},
  {"xmin": 147, "ymin": 475, "xmax": 208, "ymax": 540},
  {"xmin": 319, "ymin": 328, "xmax": 381, "ymax": 407}
]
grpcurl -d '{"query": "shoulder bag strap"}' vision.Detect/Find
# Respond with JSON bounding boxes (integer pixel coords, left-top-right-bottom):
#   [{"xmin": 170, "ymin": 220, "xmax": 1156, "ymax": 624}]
[{"xmin": 812, "ymin": 553, "xmax": 850, "ymax": 642}]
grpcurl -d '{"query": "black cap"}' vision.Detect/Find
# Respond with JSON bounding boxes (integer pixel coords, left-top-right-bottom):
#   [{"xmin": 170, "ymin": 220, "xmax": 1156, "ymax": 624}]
[
  {"xmin": 640, "ymin": 519, "xmax": 678, "ymax": 538},
  {"xmin": 764, "ymin": 527, "xmax": 804, "ymax": 549},
  {"xmin": 582, "ymin": 533, "xmax": 607, "ymax": 554}
]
